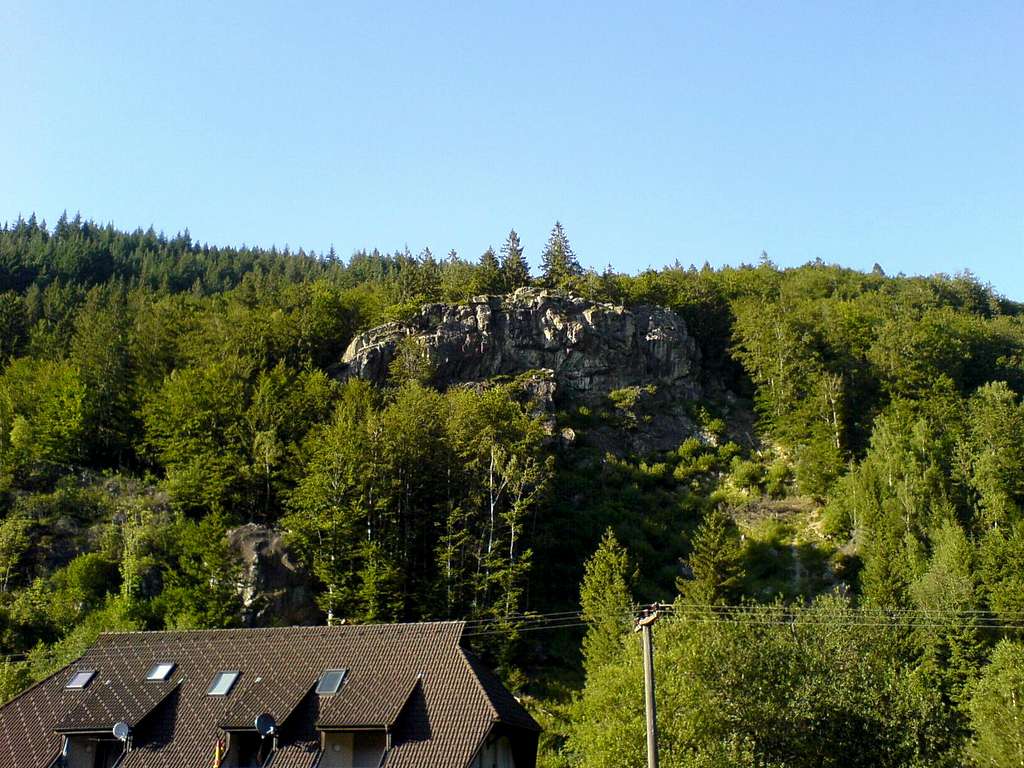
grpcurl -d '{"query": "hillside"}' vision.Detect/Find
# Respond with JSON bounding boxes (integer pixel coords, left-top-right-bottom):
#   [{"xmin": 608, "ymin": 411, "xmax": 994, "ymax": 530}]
[{"xmin": 2, "ymin": 215, "xmax": 1024, "ymax": 766}]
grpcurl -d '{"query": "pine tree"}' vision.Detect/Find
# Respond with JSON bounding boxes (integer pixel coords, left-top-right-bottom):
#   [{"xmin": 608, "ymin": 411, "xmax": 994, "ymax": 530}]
[
  {"xmin": 579, "ymin": 529, "xmax": 633, "ymax": 671},
  {"xmin": 967, "ymin": 640, "xmax": 1024, "ymax": 768},
  {"xmin": 475, "ymin": 247, "xmax": 502, "ymax": 294},
  {"xmin": 499, "ymin": 229, "xmax": 530, "ymax": 291},
  {"xmin": 540, "ymin": 221, "xmax": 581, "ymax": 288},
  {"xmin": 678, "ymin": 507, "xmax": 746, "ymax": 604},
  {"xmin": 911, "ymin": 519, "xmax": 985, "ymax": 707}
]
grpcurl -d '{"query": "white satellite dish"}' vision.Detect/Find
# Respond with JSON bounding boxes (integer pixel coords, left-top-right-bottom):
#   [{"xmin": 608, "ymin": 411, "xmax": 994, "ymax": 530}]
[{"xmin": 112, "ymin": 721, "xmax": 131, "ymax": 742}]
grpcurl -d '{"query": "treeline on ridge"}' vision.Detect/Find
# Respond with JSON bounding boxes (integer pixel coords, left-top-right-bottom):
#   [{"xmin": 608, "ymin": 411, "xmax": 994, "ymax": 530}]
[{"xmin": 2, "ymin": 213, "xmax": 1024, "ymax": 767}]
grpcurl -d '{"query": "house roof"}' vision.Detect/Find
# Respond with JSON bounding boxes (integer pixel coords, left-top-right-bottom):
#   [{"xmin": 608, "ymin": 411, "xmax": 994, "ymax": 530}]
[
  {"xmin": 0, "ymin": 621, "xmax": 539, "ymax": 768},
  {"xmin": 54, "ymin": 675, "xmax": 181, "ymax": 733}
]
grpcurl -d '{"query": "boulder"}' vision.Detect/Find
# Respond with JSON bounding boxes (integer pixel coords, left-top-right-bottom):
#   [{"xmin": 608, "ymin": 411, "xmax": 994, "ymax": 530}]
[{"xmin": 227, "ymin": 524, "xmax": 320, "ymax": 627}]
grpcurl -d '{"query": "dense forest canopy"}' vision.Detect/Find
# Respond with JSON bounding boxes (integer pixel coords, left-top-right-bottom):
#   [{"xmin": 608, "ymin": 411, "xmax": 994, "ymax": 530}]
[{"xmin": 2, "ymin": 213, "xmax": 1024, "ymax": 766}]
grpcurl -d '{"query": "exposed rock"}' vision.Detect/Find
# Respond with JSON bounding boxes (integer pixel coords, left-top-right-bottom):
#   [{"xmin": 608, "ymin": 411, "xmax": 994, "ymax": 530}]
[
  {"xmin": 340, "ymin": 288, "xmax": 701, "ymax": 404},
  {"xmin": 227, "ymin": 524, "xmax": 320, "ymax": 627}
]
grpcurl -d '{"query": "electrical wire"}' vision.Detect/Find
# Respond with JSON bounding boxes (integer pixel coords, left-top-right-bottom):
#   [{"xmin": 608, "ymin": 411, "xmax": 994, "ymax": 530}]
[{"xmin": 3, "ymin": 603, "xmax": 1020, "ymax": 657}]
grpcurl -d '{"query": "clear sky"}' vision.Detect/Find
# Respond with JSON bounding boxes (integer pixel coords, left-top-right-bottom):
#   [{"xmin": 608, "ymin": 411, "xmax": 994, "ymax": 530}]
[{"xmin": 2, "ymin": 2, "xmax": 1021, "ymax": 297}]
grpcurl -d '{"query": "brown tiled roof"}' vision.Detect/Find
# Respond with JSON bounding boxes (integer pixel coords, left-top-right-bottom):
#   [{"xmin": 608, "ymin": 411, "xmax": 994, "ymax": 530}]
[
  {"xmin": 54, "ymin": 676, "xmax": 180, "ymax": 733},
  {"xmin": 0, "ymin": 621, "xmax": 539, "ymax": 768},
  {"xmin": 218, "ymin": 668, "xmax": 312, "ymax": 731},
  {"xmin": 462, "ymin": 651, "xmax": 541, "ymax": 733},
  {"xmin": 315, "ymin": 672, "xmax": 419, "ymax": 729}
]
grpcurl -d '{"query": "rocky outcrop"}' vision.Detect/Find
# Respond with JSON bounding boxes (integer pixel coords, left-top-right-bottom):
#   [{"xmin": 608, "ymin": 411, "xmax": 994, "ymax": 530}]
[
  {"xmin": 227, "ymin": 524, "xmax": 320, "ymax": 626},
  {"xmin": 340, "ymin": 288, "xmax": 701, "ymax": 403}
]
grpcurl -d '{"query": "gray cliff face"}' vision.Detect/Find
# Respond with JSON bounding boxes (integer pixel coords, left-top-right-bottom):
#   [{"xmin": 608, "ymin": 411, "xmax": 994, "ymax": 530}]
[
  {"xmin": 227, "ymin": 524, "xmax": 320, "ymax": 626},
  {"xmin": 340, "ymin": 288, "xmax": 701, "ymax": 402}
]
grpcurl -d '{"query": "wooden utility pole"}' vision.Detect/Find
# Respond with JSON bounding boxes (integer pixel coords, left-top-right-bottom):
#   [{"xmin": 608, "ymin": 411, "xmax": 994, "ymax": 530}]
[{"xmin": 635, "ymin": 603, "xmax": 662, "ymax": 768}]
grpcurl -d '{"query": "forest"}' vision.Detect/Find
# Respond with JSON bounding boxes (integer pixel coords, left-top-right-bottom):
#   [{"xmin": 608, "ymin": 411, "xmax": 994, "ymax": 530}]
[{"xmin": 2, "ymin": 212, "xmax": 1024, "ymax": 767}]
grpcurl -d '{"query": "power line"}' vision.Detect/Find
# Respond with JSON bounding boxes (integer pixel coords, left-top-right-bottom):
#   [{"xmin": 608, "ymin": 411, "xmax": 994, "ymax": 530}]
[{"xmin": 463, "ymin": 602, "xmax": 1024, "ymax": 638}]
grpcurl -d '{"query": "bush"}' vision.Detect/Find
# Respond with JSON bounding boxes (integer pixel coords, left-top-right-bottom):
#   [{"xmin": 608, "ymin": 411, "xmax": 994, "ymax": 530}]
[
  {"xmin": 765, "ymin": 459, "xmax": 793, "ymax": 499},
  {"xmin": 730, "ymin": 457, "xmax": 764, "ymax": 493},
  {"xmin": 794, "ymin": 433, "xmax": 844, "ymax": 501}
]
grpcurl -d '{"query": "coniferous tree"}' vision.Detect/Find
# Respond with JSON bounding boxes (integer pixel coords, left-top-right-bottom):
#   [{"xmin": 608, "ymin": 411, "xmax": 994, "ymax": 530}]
[
  {"xmin": 0, "ymin": 292, "xmax": 26, "ymax": 360},
  {"xmin": 540, "ymin": 221, "xmax": 582, "ymax": 288},
  {"xmin": 580, "ymin": 529, "xmax": 633, "ymax": 671},
  {"xmin": 499, "ymin": 229, "xmax": 530, "ymax": 291},
  {"xmin": 678, "ymin": 507, "xmax": 746, "ymax": 604},
  {"xmin": 967, "ymin": 640, "xmax": 1024, "ymax": 768},
  {"xmin": 911, "ymin": 520, "xmax": 985, "ymax": 709},
  {"xmin": 475, "ymin": 247, "xmax": 502, "ymax": 294}
]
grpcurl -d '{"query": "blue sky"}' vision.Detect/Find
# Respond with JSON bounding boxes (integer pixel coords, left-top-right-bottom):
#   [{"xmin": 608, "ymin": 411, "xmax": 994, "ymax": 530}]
[{"xmin": 2, "ymin": 1, "xmax": 1021, "ymax": 297}]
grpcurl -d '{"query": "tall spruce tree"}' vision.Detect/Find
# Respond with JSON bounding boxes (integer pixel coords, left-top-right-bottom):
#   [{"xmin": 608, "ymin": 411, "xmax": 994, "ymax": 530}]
[
  {"xmin": 967, "ymin": 640, "xmax": 1024, "ymax": 768},
  {"xmin": 678, "ymin": 507, "xmax": 746, "ymax": 604},
  {"xmin": 475, "ymin": 247, "xmax": 502, "ymax": 294},
  {"xmin": 579, "ymin": 529, "xmax": 633, "ymax": 671},
  {"xmin": 499, "ymin": 229, "xmax": 530, "ymax": 291},
  {"xmin": 540, "ymin": 221, "xmax": 581, "ymax": 288}
]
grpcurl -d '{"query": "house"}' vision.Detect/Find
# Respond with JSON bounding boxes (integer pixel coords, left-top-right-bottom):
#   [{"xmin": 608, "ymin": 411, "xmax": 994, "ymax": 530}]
[{"xmin": 0, "ymin": 621, "xmax": 539, "ymax": 768}]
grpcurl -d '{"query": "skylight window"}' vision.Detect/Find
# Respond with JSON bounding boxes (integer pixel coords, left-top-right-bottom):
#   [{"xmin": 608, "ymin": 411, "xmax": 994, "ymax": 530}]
[
  {"xmin": 316, "ymin": 669, "xmax": 348, "ymax": 695},
  {"xmin": 207, "ymin": 671, "xmax": 240, "ymax": 696},
  {"xmin": 146, "ymin": 662, "xmax": 176, "ymax": 682},
  {"xmin": 65, "ymin": 670, "xmax": 96, "ymax": 689}
]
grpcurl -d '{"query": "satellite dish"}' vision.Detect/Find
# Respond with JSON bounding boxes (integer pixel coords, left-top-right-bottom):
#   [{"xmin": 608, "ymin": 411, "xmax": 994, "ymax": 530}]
[
  {"xmin": 112, "ymin": 721, "xmax": 131, "ymax": 742},
  {"xmin": 254, "ymin": 713, "xmax": 276, "ymax": 738}
]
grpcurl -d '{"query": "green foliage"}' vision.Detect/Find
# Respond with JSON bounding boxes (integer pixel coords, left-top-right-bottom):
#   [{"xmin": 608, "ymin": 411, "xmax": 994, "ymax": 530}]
[
  {"xmin": 28, "ymin": 596, "xmax": 139, "ymax": 683},
  {"xmin": 967, "ymin": 640, "xmax": 1024, "ymax": 768},
  {"xmin": 142, "ymin": 358, "xmax": 333, "ymax": 515},
  {"xmin": 0, "ymin": 357, "xmax": 88, "ymax": 481},
  {"xmin": 977, "ymin": 523, "xmax": 1024, "ymax": 624},
  {"xmin": 68, "ymin": 286, "xmax": 136, "ymax": 461},
  {"xmin": 859, "ymin": 511, "xmax": 916, "ymax": 609},
  {"xmin": 571, "ymin": 595, "xmax": 951, "ymax": 768},
  {"xmin": 156, "ymin": 512, "xmax": 243, "ymax": 629},
  {"xmin": 0, "ymin": 508, "xmax": 31, "ymax": 594},
  {"xmin": 793, "ymin": 425, "xmax": 844, "ymax": 500},
  {"xmin": 283, "ymin": 381, "xmax": 549, "ymax": 625},
  {"xmin": 142, "ymin": 358, "xmax": 250, "ymax": 510},
  {"xmin": 387, "ymin": 335, "xmax": 436, "ymax": 387},
  {"xmin": 911, "ymin": 521, "xmax": 985, "ymax": 707},
  {"xmin": 0, "ymin": 292, "xmax": 27, "ymax": 361},
  {"xmin": 764, "ymin": 457, "xmax": 792, "ymax": 498},
  {"xmin": 500, "ymin": 230, "xmax": 530, "ymax": 291},
  {"xmin": 579, "ymin": 529, "xmax": 633, "ymax": 671},
  {"xmin": 0, "ymin": 215, "xmax": 1023, "ymax": 763},
  {"xmin": 540, "ymin": 222, "xmax": 582, "ymax": 288},
  {"xmin": 728, "ymin": 456, "xmax": 764, "ymax": 493},
  {"xmin": 474, "ymin": 247, "xmax": 503, "ymax": 294},
  {"xmin": 957, "ymin": 382, "xmax": 1024, "ymax": 527},
  {"xmin": 679, "ymin": 507, "xmax": 745, "ymax": 604}
]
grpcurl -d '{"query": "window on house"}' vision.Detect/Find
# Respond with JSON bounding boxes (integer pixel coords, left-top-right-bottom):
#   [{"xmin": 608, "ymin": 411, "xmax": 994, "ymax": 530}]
[
  {"xmin": 65, "ymin": 669, "xmax": 96, "ymax": 689},
  {"xmin": 353, "ymin": 731, "xmax": 386, "ymax": 767},
  {"xmin": 207, "ymin": 671, "xmax": 240, "ymax": 696},
  {"xmin": 146, "ymin": 662, "xmax": 176, "ymax": 682},
  {"xmin": 473, "ymin": 735, "xmax": 516, "ymax": 768},
  {"xmin": 228, "ymin": 732, "xmax": 272, "ymax": 767},
  {"xmin": 315, "ymin": 669, "xmax": 348, "ymax": 695},
  {"xmin": 64, "ymin": 735, "xmax": 123, "ymax": 768}
]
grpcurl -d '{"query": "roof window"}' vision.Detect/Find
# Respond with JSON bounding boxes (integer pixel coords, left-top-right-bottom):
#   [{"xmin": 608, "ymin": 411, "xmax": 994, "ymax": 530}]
[
  {"xmin": 207, "ymin": 671, "xmax": 240, "ymax": 696},
  {"xmin": 146, "ymin": 662, "xmax": 176, "ymax": 682},
  {"xmin": 65, "ymin": 670, "xmax": 96, "ymax": 689},
  {"xmin": 316, "ymin": 668, "xmax": 348, "ymax": 695}
]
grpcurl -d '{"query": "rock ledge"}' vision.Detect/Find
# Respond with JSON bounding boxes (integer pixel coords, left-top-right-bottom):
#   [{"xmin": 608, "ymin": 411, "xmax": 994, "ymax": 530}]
[{"xmin": 340, "ymin": 288, "xmax": 701, "ymax": 402}]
